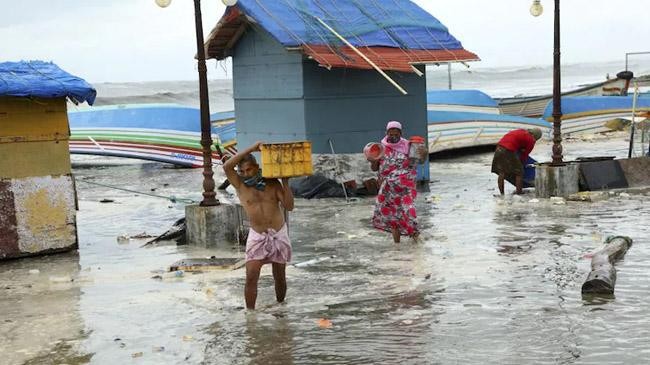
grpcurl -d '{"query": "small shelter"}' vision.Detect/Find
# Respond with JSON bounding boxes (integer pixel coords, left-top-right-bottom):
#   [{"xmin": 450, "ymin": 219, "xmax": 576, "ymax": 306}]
[
  {"xmin": 0, "ymin": 61, "xmax": 96, "ymax": 259},
  {"xmin": 205, "ymin": 0, "xmax": 478, "ymax": 183}
]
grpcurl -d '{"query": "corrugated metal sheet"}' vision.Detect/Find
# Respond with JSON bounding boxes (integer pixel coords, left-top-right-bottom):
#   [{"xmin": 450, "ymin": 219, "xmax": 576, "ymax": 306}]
[{"xmin": 302, "ymin": 45, "xmax": 479, "ymax": 73}]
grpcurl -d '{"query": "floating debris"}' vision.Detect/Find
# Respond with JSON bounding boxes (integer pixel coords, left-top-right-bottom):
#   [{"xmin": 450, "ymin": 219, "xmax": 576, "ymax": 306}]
[
  {"xmin": 169, "ymin": 257, "xmax": 244, "ymax": 272},
  {"xmin": 317, "ymin": 318, "xmax": 333, "ymax": 329}
]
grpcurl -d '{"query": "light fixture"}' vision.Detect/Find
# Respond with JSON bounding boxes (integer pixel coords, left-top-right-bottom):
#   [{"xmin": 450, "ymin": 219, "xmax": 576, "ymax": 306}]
[
  {"xmin": 155, "ymin": 0, "xmax": 172, "ymax": 8},
  {"xmin": 530, "ymin": 0, "xmax": 543, "ymax": 17},
  {"xmin": 222, "ymin": 0, "xmax": 238, "ymax": 6}
]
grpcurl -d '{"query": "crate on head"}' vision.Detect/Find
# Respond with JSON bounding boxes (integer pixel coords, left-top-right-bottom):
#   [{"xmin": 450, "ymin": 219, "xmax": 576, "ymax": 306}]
[{"xmin": 260, "ymin": 141, "xmax": 313, "ymax": 178}]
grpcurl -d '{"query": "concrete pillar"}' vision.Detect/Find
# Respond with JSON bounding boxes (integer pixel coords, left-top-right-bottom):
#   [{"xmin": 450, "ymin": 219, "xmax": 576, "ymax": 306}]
[
  {"xmin": 185, "ymin": 203, "xmax": 247, "ymax": 248},
  {"xmin": 535, "ymin": 163, "xmax": 580, "ymax": 198}
]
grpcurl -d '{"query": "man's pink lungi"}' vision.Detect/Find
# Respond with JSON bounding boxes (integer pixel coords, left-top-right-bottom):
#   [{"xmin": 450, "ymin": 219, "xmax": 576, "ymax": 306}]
[{"xmin": 245, "ymin": 224, "xmax": 292, "ymax": 264}]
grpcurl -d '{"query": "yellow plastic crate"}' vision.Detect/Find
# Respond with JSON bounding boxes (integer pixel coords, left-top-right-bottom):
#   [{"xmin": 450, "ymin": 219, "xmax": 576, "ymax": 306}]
[{"xmin": 260, "ymin": 141, "xmax": 313, "ymax": 178}]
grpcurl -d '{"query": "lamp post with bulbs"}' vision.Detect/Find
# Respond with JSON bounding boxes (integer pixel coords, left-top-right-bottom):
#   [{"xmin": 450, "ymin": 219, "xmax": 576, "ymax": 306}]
[
  {"xmin": 530, "ymin": 0, "xmax": 564, "ymax": 165},
  {"xmin": 155, "ymin": 0, "xmax": 238, "ymax": 206}
]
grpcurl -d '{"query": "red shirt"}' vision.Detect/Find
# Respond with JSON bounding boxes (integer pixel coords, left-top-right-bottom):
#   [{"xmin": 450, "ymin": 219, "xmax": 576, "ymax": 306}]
[{"xmin": 497, "ymin": 129, "xmax": 536, "ymax": 163}]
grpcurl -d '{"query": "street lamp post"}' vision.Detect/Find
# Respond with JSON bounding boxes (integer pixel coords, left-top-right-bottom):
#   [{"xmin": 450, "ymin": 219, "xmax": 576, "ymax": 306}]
[
  {"xmin": 531, "ymin": 0, "xmax": 564, "ymax": 165},
  {"xmin": 156, "ymin": 0, "xmax": 227, "ymax": 206}
]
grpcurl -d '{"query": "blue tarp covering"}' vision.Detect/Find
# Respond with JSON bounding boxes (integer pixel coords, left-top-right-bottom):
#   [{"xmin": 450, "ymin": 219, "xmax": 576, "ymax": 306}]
[
  {"xmin": 0, "ymin": 61, "xmax": 96, "ymax": 105},
  {"xmin": 427, "ymin": 90, "xmax": 498, "ymax": 108},
  {"xmin": 234, "ymin": 0, "xmax": 464, "ymax": 50},
  {"xmin": 542, "ymin": 96, "xmax": 650, "ymax": 119}
]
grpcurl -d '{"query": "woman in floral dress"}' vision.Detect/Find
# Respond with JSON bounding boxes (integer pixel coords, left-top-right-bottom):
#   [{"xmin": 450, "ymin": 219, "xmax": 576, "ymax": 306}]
[{"xmin": 369, "ymin": 121, "xmax": 423, "ymax": 243}]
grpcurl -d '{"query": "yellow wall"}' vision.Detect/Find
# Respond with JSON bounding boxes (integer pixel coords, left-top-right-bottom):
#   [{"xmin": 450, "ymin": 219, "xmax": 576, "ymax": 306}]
[{"xmin": 0, "ymin": 97, "xmax": 71, "ymax": 179}]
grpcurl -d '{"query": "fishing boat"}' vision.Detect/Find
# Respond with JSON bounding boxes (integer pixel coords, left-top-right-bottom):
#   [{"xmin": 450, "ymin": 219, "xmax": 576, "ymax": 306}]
[
  {"xmin": 68, "ymin": 104, "xmax": 236, "ymax": 167},
  {"xmin": 427, "ymin": 90, "xmax": 551, "ymax": 153},
  {"xmin": 541, "ymin": 95, "xmax": 650, "ymax": 135},
  {"xmin": 210, "ymin": 110, "xmax": 237, "ymax": 156},
  {"xmin": 497, "ymin": 73, "xmax": 632, "ymax": 118}
]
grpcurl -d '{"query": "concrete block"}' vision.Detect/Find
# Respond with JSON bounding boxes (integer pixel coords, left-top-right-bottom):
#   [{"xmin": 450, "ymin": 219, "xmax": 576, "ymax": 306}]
[
  {"xmin": 618, "ymin": 156, "xmax": 650, "ymax": 188},
  {"xmin": 535, "ymin": 164, "xmax": 580, "ymax": 198},
  {"xmin": 0, "ymin": 174, "xmax": 77, "ymax": 260},
  {"xmin": 185, "ymin": 203, "xmax": 247, "ymax": 248}
]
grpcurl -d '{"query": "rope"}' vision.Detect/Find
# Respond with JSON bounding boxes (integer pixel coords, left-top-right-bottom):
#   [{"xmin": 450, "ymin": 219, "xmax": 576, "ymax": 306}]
[
  {"xmin": 315, "ymin": 0, "xmax": 398, "ymax": 69},
  {"xmin": 26, "ymin": 61, "xmax": 71, "ymax": 102},
  {"xmin": 385, "ymin": 0, "xmax": 461, "ymax": 63},
  {"xmin": 345, "ymin": 0, "xmax": 417, "ymax": 64},
  {"xmin": 253, "ymin": 0, "xmax": 334, "ymax": 68},
  {"xmin": 279, "ymin": 0, "xmax": 350, "ymax": 67},
  {"xmin": 77, "ymin": 179, "xmax": 197, "ymax": 204}
]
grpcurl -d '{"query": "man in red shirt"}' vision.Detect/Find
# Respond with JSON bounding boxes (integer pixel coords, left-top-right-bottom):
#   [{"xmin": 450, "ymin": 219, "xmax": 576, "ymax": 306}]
[{"xmin": 491, "ymin": 128, "xmax": 542, "ymax": 195}]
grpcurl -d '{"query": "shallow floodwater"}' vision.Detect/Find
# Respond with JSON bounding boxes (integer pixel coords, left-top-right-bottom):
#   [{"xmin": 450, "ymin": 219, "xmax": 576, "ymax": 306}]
[{"xmin": 1, "ymin": 135, "xmax": 649, "ymax": 364}]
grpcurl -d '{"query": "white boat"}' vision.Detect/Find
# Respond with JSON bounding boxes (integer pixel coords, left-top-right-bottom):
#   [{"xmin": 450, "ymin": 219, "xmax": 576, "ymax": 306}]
[
  {"xmin": 427, "ymin": 90, "xmax": 551, "ymax": 153},
  {"xmin": 541, "ymin": 96, "xmax": 650, "ymax": 135},
  {"xmin": 497, "ymin": 75, "xmax": 631, "ymax": 118}
]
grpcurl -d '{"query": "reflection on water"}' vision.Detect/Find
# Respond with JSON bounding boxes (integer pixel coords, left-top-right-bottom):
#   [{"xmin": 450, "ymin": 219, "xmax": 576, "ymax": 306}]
[
  {"xmin": 0, "ymin": 253, "xmax": 89, "ymax": 364},
  {"xmin": 1, "ymin": 136, "xmax": 650, "ymax": 364}
]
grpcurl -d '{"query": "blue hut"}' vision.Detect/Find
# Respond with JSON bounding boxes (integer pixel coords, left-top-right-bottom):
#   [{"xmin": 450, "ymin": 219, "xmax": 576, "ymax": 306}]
[{"xmin": 205, "ymin": 0, "xmax": 478, "ymax": 181}]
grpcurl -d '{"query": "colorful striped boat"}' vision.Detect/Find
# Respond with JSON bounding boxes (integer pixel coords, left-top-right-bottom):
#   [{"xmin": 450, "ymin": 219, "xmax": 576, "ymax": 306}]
[
  {"xmin": 68, "ymin": 104, "xmax": 237, "ymax": 167},
  {"xmin": 541, "ymin": 96, "xmax": 650, "ymax": 135},
  {"xmin": 427, "ymin": 90, "xmax": 551, "ymax": 153}
]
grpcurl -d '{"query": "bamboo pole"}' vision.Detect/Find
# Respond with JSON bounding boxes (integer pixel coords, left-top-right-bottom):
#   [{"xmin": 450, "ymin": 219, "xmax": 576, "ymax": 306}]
[{"xmin": 315, "ymin": 17, "xmax": 408, "ymax": 95}]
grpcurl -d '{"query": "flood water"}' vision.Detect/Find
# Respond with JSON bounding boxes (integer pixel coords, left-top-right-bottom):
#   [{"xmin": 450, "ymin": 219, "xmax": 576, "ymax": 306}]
[{"xmin": 1, "ymin": 135, "xmax": 649, "ymax": 364}]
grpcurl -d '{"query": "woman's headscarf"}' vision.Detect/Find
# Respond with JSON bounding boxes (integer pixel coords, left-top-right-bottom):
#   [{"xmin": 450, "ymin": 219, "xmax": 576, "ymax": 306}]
[{"xmin": 381, "ymin": 120, "xmax": 410, "ymax": 155}]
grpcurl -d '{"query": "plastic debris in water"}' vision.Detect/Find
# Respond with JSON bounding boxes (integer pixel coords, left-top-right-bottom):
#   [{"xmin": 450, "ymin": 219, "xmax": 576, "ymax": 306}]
[
  {"xmin": 317, "ymin": 318, "xmax": 333, "ymax": 328},
  {"xmin": 49, "ymin": 276, "xmax": 72, "ymax": 283},
  {"xmin": 182, "ymin": 335, "xmax": 193, "ymax": 342},
  {"xmin": 28, "ymin": 269, "xmax": 40, "ymax": 275},
  {"xmin": 550, "ymin": 197, "xmax": 566, "ymax": 205},
  {"xmin": 174, "ymin": 270, "xmax": 184, "ymax": 278},
  {"xmin": 132, "ymin": 352, "xmax": 143, "ymax": 358},
  {"xmin": 117, "ymin": 235, "xmax": 130, "ymax": 243},
  {"xmin": 293, "ymin": 256, "xmax": 335, "ymax": 268}
]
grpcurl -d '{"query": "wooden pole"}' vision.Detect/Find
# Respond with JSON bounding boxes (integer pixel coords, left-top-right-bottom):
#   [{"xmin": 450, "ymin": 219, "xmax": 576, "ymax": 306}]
[
  {"xmin": 315, "ymin": 17, "xmax": 408, "ymax": 95},
  {"xmin": 550, "ymin": 0, "xmax": 564, "ymax": 165},
  {"xmin": 193, "ymin": 0, "xmax": 219, "ymax": 206},
  {"xmin": 581, "ymin": 236, "xmax": 633, "ymax": 295}
]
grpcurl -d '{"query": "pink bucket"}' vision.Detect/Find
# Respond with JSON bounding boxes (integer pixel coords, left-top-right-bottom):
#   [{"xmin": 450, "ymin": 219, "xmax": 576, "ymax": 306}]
[{"xmin": 363, "ymin": 142, "xmax": 385, "ymax": 161}]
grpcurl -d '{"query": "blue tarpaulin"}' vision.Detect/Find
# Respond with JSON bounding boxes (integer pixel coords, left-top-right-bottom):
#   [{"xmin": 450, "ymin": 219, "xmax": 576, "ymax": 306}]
[
  {"xmin": 0, "ymin": 61, "xmax": 96, "ymax": 105},
  {"xmin": 233, "ymin": 0, "xmax": 464, "ymax": 50}
]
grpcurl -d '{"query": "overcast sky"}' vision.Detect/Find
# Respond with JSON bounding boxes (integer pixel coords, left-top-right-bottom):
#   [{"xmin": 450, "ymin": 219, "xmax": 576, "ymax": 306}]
[{"xmin": 2, "ymin": 0, "xmax": 648, "ymax": 83}]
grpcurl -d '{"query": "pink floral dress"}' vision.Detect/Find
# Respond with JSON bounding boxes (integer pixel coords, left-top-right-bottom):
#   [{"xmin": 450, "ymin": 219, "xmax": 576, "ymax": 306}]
[{"xmin": 372, "ymin": 145, "xmax": 418, "ymax": 237}]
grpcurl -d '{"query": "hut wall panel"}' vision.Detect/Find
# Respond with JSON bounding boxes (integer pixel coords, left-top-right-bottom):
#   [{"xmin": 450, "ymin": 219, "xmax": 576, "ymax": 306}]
[{"xmin": 233, "ymin": 28, "xmax": 307, "ymax": 149}]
